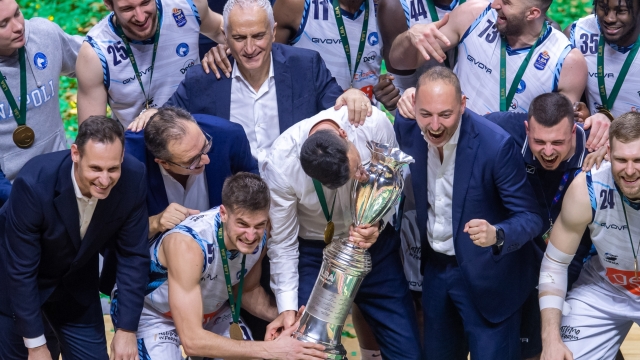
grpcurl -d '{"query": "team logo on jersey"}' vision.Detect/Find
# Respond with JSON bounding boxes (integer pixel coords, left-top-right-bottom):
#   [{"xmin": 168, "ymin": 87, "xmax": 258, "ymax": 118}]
[
  {"xmin": 526, "ymin": 165, "xmax": 536, "ymax": 174},
  {"xmin": 534, "ymin": 51, "xmax": 550, "ymax": 70},
  {"xmin": 33, "ymin": 52, "xmax": 48, "ymax": 70},
  {"xmin": 466, "ymin": 55, "xmax": 492, "ymax": 74},
  {"xmin": 180, "ymin": 58, "xmax": 197, "ymax": 74},
  {"xmin": 173, "ymin": 8, "xmax": 187, "ymax": 27},
  {"xmin": 516, "ymin": 80, "xmax": 526, "ymax": 94},
  {"xmin": 363, "ymin": 51, "xmax": 377, "ymax": 63},
  {"xmin": 176, "ymin": 43, "xmax": 190, "ymax": 57},
  {"xmin": 367, "ymin": 32, "xmax": 379, "ymax": 46},
  {"xmin": 604, "ymin": 253, "xmax": 619, "ymax": 265},
  {"xmin": 605, "ymin": 268, "xmax": 640, "ymax": 295}
]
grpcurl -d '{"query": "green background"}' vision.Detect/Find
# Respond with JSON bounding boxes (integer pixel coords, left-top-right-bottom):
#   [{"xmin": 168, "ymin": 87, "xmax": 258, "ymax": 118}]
[{"xmin": 16, "ymin": 0, "xmax": 592, "ymax": 140}]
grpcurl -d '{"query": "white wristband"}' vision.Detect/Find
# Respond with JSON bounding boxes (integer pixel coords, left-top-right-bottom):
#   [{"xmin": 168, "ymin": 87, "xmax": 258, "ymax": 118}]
[
  {"xmin": 23, "ymin": 335, "xmax": 46, "ymax": 348},
  {"xmin": 539, "ymin": 295, "xmax": 572, "ymax": 316}
]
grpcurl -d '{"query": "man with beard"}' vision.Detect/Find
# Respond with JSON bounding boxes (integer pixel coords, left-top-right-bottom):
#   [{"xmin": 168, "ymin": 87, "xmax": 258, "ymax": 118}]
[
  {"xmin": 394, "ymin": 66, "xmax": 542, "ymax": 359},
  {"xmin": 388, "ymin": 0, "xmax": 587, "ymax": 114},
  {"xmin": 567, "ymin": 0, "xmax": 640, "ymax": 126},
  {"xmin": 539, "ymin": 112, "xmax": 640, "ymax": 359},
  {"xmin": 76, "ymin": 0, "xmax": 225, "ymax": 127}
]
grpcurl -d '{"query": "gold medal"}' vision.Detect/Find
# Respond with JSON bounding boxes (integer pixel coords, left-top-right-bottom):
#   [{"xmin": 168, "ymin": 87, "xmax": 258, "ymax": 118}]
[
  {"xmin": 324, "ymin": 221, "xmax": 335, "ymax": 244},
  {"xmin": 230, "ymin": 322, "xmax": 244, "ymax": 340},
  {"xmin": 13, "ymin": 125, "xmax": 34, "ymax": 149},
  {"xmin": 597, "ymin": 107, "xmax": 614, "ymax": 121}
]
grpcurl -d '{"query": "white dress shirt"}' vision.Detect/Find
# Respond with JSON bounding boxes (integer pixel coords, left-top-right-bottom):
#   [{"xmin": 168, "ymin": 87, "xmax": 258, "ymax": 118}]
[
  {"xmin": 262, "ymin": 106, "xmax": 397, "ymax": 312},
  {"xmin": 25, "ymin": 164, "xmax": 100, "ymax": 348},
  {"xmin": 426, "ymin": 123, "xmax": 461, "ymax": 256},
  {"xmin": 229, "ymin": 54, "xmax": 280, "ymax": 168},
  {"xmin": 158, "ymin": 165, "xmax": 210, "ymax": 212}
]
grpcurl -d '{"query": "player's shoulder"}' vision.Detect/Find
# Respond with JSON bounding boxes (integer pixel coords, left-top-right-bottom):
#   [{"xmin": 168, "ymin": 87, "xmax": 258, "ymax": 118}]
[
  {"xmin": 25, "ymin": 17, "xmax": 61, "ymax": 33},
  {"xmin": 575, "ymin": 14, "xmax": 597, "ymax": 30}
]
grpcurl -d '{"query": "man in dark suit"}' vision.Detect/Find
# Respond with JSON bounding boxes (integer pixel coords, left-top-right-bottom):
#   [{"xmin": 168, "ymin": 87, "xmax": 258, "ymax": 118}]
[
  {"xmin": 394, "ymin": 66, "xmax": 543, "ymax": 359},
  {"xmin": 0, "ymin": 169, "xmax": 9, "ymax": 207},
  {"xmin": 99, "ymin": 107, "xmax": 259, "ymax": 296},
  {"xmin": 0, "ymin": 116, "xmax": 150, "ymax": 360}
]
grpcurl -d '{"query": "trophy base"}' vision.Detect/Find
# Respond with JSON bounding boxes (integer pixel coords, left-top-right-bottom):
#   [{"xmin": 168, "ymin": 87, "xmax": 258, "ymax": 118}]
[{"xmin": 293, "ymin": 332, "xmax": 348, "ymax": 360}]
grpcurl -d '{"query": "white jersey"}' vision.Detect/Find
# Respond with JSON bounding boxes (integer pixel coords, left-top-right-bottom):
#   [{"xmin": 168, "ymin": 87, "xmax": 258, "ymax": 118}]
[
  {"xmin": 454, "ymin": 5, "xmax": 572, "ymax": 114},
  {"xmin": 580, "ymin": 162, "xmax": 640, "ymax": 300},
  {"xmin": 85, "ymin": 0, "xmax": 200, "ymax": 126},
  {"xmin": 137, "ymin": 207, "xmax": 267, "ymax": 338},
  {"xmin": 569, "ymin": 15, "xmax": 640, "ymax": 117},
  {"xmin": 393, "ymin": 0, "xmax": 462, "ymax": 92},
  {"xmin": 291, "ymin": 0, "xmax": 382, "ymax": 100}
]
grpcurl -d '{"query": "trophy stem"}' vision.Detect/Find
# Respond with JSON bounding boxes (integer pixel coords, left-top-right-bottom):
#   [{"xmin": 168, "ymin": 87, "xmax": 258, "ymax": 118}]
[{"xmin": 293, "ymin": 239, "xmax": 372, "ymax": 359}]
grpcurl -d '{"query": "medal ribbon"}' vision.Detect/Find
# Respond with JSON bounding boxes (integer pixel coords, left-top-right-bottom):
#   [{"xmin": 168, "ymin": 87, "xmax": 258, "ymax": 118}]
[
  {"xmin": 312, "ymin": 178, "xmax": 337, "ymax": 224},
  {"xmin": 425, "ymin": 0, "xmax": 464, "ymax": 68},
  {"xmin": 499, "ymin": 22, "xmax": 548, "ymax": 111},
  {"xmin": 332, "ymin": 0, "xmax": 369, "ymax": 86},
  {"xmin": 113, "ymin": 13, "xmax": 161, "ymax": 109},
  {"xmin": 216, "ymin": 223, "xmax": 246, "ymax": 324},
  {"xmin": 617, "ymin": 188, "xmax": 640, "ymax": 279},
  {"xmin": 0, "ymin": 47, "xmax": 27, "ymax": 126},
  {"xmin": 597, "ymin": 34, "xmax": 640, "ymax": 112}
]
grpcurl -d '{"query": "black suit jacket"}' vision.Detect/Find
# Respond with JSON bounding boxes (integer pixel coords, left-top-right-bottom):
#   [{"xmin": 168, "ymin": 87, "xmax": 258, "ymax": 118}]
[
  {"xmin": 0, "ymin": 151, "xmax": 150, "ymax": 337},
  {"xmin": 165, "ymin": 43, "xmax": 344, "ymax": 133}
]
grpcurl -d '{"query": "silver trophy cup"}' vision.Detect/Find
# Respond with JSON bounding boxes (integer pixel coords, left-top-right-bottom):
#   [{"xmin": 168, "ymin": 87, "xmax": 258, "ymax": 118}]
[{"xmin": 292, "ymin": 141, "xmax": 415, "ymax": 359}]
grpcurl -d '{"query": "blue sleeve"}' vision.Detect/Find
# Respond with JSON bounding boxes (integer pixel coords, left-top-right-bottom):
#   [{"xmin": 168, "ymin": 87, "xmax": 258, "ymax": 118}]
[
  {"xmin": 112, "ymin": 171, "xmax": 151, "ymax": 331},
  {"xmin": 483, "ymin": 112, "xmax": 527, "ymax": 150},
  {"xmin": 492, "ymin": 137, "xmax": 543, "ymax": 257},
  {"xmin": 0, "ymin": 169, "xmax": 10, "ymax": 207},
  {"xmin": 164, "ymin": 77, "xmax": 190, "ymax": 109},
  {"xmin": 313, "ymin": 52, "xmax": 344, "ymax": 109},
  {"xmin": 231, "ymin": 127, "xmax": 259, "ymax": 175}
]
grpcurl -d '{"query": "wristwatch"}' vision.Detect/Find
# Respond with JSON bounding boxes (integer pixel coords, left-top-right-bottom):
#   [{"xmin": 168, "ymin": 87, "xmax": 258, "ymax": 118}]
[{"xmin": 494, "ymin": 226, "xmax": 505, "ymax": 249}]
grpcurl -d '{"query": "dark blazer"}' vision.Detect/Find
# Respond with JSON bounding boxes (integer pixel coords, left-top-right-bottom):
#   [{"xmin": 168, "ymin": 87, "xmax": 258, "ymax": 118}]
[
  {"xmin": 0, "ymin": 169, "xmax": 9, "ymax": 207},
  {"xmin": 394, "ymin": 109, "xmax": 543, "ymax": 323},
  {"xmin": 0, "ymin": 151, "xmax": 150, "ymax": 338},
  {"xmin": 165, "ymin": 43, "xmax": 344, "ymax": 133},
  {"xmin": 125, "ymin": 114, "xmax": 259, "ymax": 216}
]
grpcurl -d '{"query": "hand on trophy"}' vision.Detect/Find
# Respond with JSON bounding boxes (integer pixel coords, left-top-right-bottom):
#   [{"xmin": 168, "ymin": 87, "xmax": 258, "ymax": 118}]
[
  {"xmin": 264, "ymin": 316, "xmax": 327, "ymax": 359},
  {"xmin": 265, "ymin": 307, "xmax": 305, "ymax": 341},
  {"xmin": 349, "ymin": 224, "xmax": 380, "ymax": 249}
]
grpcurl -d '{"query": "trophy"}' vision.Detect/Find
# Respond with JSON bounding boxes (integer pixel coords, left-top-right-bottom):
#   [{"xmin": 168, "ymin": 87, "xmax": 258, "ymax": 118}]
[{"xmin": 292, "ymin": 141, "xmax": 415, "ymax": 359}]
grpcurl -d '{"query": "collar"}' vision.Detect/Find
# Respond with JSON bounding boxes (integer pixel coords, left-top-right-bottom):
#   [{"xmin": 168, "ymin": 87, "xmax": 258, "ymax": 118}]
[
  {"xmin": 435, "ymin": 0, "xmax": 459, "ymax": 12},
  {"xmin": 595, "ymin": 17, "xmax": 637, "ymax": 54},
  {"xmin": 522, "ymin": 125, "xmax": 587, "ymax": 172},
  {"xmin": 71, "ymin": 163, "xmax": 92, "ymax": 202},
  {"xmin": 339, "ymin": 0, "xmax": 367, "ymax": 20},
  {"xmin": 232, "ymin": 53, "xmax": 274, "ymax": 83},
  {"xmin": 615, "ymin": 183, "xmax": 640, "ymax": 211},
  {"xmin": 505, "ymin": 21, "xmax": 552, "ymax": 55}
]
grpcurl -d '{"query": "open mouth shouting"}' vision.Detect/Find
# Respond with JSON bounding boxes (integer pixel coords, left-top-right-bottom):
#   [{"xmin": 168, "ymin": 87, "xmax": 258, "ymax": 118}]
[
  {"xmin": 539, "ymin": 153, "xmax": 558, "ymax": 167},
  {"xmin": 427, "ymin": 127, "xmax": 446, "ymax": 141}
]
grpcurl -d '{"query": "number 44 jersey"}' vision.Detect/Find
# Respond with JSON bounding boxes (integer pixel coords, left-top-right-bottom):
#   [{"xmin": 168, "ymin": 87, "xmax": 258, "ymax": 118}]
[{"xmin": 454, "ymin": 4, "xmax": 572, "ymax": 114}]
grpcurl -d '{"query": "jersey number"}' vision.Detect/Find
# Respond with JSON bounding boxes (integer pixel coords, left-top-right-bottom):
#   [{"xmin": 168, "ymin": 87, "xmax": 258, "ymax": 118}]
[
  {"xmin": 600, "ymin": 189, "xmax": 615, "ymax": 210},
  {"xmin": 478, "ymin": 19, "xmax": 499, "ymax": 44},
  {"xmin": 410, "ymin": 0, "xmax": 428, "ymax": 22},
  {"xmin": 107, "ymin": 41, "xmax": 128, "ymax": 67},
  {"xmin": 579, "ymin": 33, "xmax": 598, "ymax": 55},
  {"xmin": 312, "ymin": 0, "xmax": 330, "ymax": 21},
  {"xmin": 206, "ymin": 243, "xmax": 214, "ymax": 265}
]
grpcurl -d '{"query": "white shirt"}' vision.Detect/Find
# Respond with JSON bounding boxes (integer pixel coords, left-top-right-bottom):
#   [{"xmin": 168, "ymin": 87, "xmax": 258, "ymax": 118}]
[
  {"xmin": 262, "ymin": 106, "xmax": 397, "ymax": 312},
  {"xmin": 426, "ymin": 122, "xmax": 461, "ymax": 256},
  {"xmin": 229, "ymin": 54, "xmax": 280, "ymax": 168},
  {"xmin": 158, "ymin": 165, "xmax": 210, "ymax": 212},
  {"xmin": 71, "ymin": 163, "xmax": 98, "ymax": 239}
]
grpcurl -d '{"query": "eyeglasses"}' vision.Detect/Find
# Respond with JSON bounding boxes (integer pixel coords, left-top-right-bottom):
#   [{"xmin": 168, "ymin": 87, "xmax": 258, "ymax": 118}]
[{"xmin": 165, "ymin": 131, "xmax": 213, "ymax": 170}]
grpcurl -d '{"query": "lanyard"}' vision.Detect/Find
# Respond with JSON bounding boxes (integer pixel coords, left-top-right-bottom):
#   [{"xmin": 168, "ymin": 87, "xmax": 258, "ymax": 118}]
[
  {"xmin": 499, "ymin": 22, "xmax": 548, "ymax": 111},
  {"xmin": 618, "ymin": 190, "xmax": 640, "ymax": 279},
  {"xmin": 113, "ymin": 15, "xmax": 161, "ymax": 109},
  {"xmin": 536, "ymin": 170, "xmax": 570, "ymax": 226},
  {"xmin": 597, "ymin": 34, "xmax": 640, "ymax": 112},
  {"xmin": 425, "ymin": 0, "xmax": 464, "ymax": 68},
  {"xmin": 0, "ymin": 47, "xmax": 27, "ymax": 126},
  {"xmin": 332, "ymin": 0, "xmax": 369, "ymax": 86},
  {"xmin": 216, "ymin": 223, "xmax": 246, "ymax": 324}
]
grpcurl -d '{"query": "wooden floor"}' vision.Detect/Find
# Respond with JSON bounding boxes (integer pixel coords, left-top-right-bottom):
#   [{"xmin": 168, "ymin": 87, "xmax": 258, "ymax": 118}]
[{"xmin": 103, "ymin": 316, "xmax": 640, "ymax": 359}]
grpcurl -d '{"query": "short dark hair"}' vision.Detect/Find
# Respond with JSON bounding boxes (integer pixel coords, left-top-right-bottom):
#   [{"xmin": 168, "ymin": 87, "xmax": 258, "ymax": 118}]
[
  {"xmin": 221, "ymin": 172, "xmax": 270, "ymax": 213},
  {"xmin": 594, "ymin": 0, "xmax": 638, "ymax": 18},
  {"xmin": 610, "ymin": 112, "xmax": 640, "ymax": 147},
  {"xmin": 416, "ymin": 66, "xmax": 462, "ymax": 101},
  {"xmin": 300, "ymin": 129, "xmax": 351, "ymax": 189},
  {"xmin": 75, "ymin": 115, "xmax": 124, "ymax": 154},
  {"xmin": 144, "ymin": 106, "xmax": 197, "ymax": 161},
  {"xmin": 528, "ymin": 93, "xmax": 574, "ymax": 128}
]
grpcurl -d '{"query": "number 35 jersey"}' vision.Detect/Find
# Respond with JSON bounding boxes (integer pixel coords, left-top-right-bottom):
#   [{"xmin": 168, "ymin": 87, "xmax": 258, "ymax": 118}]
[
  {"xmin": 569, "ymin": 15, "xmax": 640, "ymax": 118},
  {"xmin": 581, "ymin": 162, "xmax": 640, "ymax": 299},
  {"xmin": 136, "ymin": 207, "xmax": 267, "ymax": 338},
  {"xmin": 454, "ymin": 4, "xmax": 572, "ymax": 114},
  {"xmin": 85, "ymin": 0, "xmax": 200, "ymax": 127}
]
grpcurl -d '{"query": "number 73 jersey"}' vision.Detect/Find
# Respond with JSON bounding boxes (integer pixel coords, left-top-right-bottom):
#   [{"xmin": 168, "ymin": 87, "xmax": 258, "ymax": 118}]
[{"xmin": 453, "ymin": 4, "xmax": 572, "ymax": 114}]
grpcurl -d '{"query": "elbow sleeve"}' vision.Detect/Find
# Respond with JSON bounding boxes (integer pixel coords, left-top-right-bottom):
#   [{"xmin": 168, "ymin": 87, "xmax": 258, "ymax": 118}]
[{"xmin": 539, "ymin": 242, "xmax": 574, "ymax": 315}]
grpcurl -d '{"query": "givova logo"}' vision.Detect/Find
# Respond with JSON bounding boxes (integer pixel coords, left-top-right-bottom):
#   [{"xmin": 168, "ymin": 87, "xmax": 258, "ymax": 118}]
[
  {"xmin": 311, "ymin": 38, "xmax": 341, "ymax": 44},
  {"xmin": 466, "ymin": 55, "xmax": 492, "ymax": 74}
]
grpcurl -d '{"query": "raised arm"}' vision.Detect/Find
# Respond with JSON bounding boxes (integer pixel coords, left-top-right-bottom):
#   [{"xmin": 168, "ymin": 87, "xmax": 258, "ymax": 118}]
[
  {"xmin": 273, "ymin": 0, "xmax": 304, "ymax": 44},
  {"xmin": 539, "ymin": 172, "xmax": 592, "ymax": 360},
  {"xmin": 389, "ymin": 1, "xmax": 488, "ymax": 70},
  {"xmin": 377, "ymin": 0, "xmax": 416, "ymax": 76},
  {"xmin": 193, "ymin": 0, "xmax": 226, "ymax": 44},
  {"xmin": 76, "ymin": 41, "xmax": 108, "ymax": 123}
]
